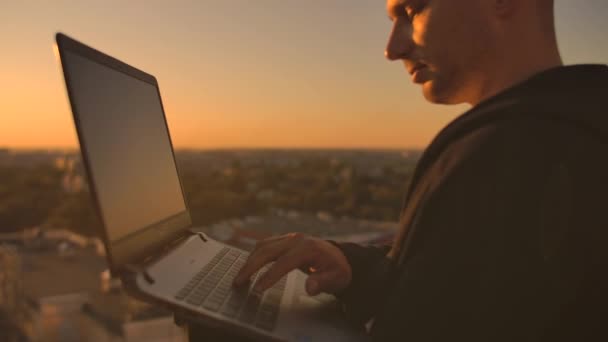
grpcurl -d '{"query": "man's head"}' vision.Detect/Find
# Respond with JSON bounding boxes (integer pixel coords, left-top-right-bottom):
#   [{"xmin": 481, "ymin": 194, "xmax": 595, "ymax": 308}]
[{"xmin": 385, "ymin": 0, "xmax": 562, "ymax": 106}]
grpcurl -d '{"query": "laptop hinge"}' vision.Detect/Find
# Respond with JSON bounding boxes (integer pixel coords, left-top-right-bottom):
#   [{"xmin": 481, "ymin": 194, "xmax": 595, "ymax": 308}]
[
  {"xmin": 123, "ymin": 263, "xmax": 155, "ymax": 285},
  {"xmin": 188, "ymin": 228, "xmax": 208, "ymax": 242}
]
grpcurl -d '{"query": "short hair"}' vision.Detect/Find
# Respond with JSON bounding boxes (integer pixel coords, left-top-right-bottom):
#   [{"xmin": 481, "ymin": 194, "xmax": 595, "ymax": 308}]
[{"xmin": 536, "ymin": 0, "xmax": 556, "ymax": 37}]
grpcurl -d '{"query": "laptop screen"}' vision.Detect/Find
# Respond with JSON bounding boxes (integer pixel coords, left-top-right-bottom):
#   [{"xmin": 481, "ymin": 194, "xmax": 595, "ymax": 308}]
[{"xmin": 61, "ymin": 50, "xmax": 187, "ymax": 243}]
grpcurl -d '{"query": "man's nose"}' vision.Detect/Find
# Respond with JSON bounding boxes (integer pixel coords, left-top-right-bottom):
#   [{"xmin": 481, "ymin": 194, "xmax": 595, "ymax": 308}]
[{"xmin": 385, "ymin": 20, "xmax": 414, "ymax": 61}]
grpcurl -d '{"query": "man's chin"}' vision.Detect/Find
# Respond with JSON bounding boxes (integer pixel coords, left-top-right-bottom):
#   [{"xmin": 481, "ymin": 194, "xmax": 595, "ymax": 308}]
[
  {"xmin": 421, "ymin": 82, "xmax": 462, "ymax": 105},
  {"xmin": 422, "ymin": 82, "xmax": 447, "ymax": 104}
]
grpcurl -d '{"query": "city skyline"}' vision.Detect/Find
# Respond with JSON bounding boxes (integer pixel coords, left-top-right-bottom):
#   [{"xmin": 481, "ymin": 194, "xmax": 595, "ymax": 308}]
[{"xmin": 2, "ymin": 1, "xmax": 607, "ymax": 149}]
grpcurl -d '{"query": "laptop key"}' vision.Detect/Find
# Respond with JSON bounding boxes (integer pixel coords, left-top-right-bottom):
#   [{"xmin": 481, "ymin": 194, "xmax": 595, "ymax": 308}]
[
  {"xmin": 175, "ymin": 287, "xmax": 194, "ymax": 300},
  {"xmin": 186, "ymin": 295, "xmax": 205, "ymax": 306},
  {"xmin": 221, "ymin": 299, "xmax": 242, "ymax": 317},
  {"xmin": 175, "ymin": 247, "xmax": 231, "ymax": 301},
  {"xmin": 203, "ymin": 297, "xmax": 224, "ymax": 311},
  {"xmin": 257, "ymin": 306, "xmax": 276, "ymax": 321},
  {"xmin": 221, "ymin": 305, "xmax": 240, "ymax": 318},
  {"xmin": 178, "ymin": 247, "xmax": 282, "ymax": 330},
  {"xmin": 239, "ymin": 294, "xmax": 261, "ymax": 324},
  {"xmin": 221, "ymin": 287, "xmax": 247, "ymax": 315}
]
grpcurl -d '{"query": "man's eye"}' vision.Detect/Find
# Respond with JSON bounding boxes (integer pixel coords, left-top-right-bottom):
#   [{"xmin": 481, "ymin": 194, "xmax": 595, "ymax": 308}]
[{"xmin": 405, "ymin": 3, "xmax": 426, "ymax": 21}]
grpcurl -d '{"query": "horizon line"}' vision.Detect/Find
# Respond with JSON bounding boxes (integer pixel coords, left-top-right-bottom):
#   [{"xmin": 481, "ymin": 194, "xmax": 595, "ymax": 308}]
[{"xmin": 0, "ymin": 145, "xmax": 425, "ymax": 152}]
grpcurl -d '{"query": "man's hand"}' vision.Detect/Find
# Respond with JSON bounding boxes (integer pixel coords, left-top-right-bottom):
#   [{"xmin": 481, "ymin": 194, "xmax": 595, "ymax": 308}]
[{"xmin": 232, "ymin": 233, "xmax": 352, "ymax": 296}]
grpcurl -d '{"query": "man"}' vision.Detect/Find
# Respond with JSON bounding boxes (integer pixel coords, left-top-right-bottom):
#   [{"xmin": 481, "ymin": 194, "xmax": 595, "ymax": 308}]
[{"xmin": 234, "ymin": 0, "xmax": 608, "ymax": 340}]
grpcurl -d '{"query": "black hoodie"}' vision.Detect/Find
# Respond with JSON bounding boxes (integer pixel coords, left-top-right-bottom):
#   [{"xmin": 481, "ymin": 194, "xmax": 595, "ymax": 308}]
[{"xmin": 335, "ymin": 64, "xmax": 608, "ymax": 341}]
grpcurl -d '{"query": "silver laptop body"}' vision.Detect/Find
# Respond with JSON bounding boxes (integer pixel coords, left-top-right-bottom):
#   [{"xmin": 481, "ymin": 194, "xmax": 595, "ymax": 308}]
[{"xmin": 55, "ymin": 33, "xmax": 367, "ymax": 342}]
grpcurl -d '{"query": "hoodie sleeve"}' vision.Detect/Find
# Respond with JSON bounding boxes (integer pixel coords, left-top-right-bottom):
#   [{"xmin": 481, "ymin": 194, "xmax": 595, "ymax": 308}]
[
  {"xmin": 369, "ymin": 121, "xmax": 608, "ymax": 341},
  {"xmin": 326, "ymin": 241, "xmax": 394, "ymax": 327}
]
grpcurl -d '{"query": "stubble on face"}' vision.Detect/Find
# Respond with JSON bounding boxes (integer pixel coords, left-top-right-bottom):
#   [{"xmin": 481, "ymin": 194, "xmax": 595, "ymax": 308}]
[{"xmin": 388, "ymin": 0, "xmax": 496, "ymax": 105}]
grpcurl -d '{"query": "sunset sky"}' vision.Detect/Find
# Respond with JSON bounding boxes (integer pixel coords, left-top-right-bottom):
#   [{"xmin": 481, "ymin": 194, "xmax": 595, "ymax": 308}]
[{"xmin": 1, "ymin": 1, "xmax": 607, "ymax": 150}]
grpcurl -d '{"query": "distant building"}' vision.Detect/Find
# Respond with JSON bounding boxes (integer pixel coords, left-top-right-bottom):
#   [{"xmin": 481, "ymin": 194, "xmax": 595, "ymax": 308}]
[
  {"xmin": 54, "ymin": 156, "xmax": 67, "ymax": 171},
  {"xmin": 256, "ymin": 189, "xmax": 274, "ymax": 201},
  {"xmin": 316, "ymin": 211, "xmax": 333, "ymax": 222},
  {"xmin": 55, "ymin": 155, "xmax": 85, "ymax": 193},
  {"xmin": 339, "ymin": 167, "xmax": 354, "ymax": 182},
  {"xmin": 61, "ymin": 173, "xmax": 84, "ymax": 193},
  {"xmin": 196, "ymin": 211, "xmax": 397, "ymax": 250},
  {"xmin": 0, "ymin": 245, "xmax": 24, "ymax": 314},
  {"xmin": 83, "ymin": 291, "xmax": 185, "ymax": 342},
  {"xmin": 0, "ymin": 148, "xmax": 10, "ymax": 164},
  {"xmin": 12, "ymin": 231, "xmax": 185, "ymax": 342},
  {"xmin": 0, "ymin": 245, "xmax": 30, "ymax": 341},
  {"xmin": 367, "ymin": 166, "xmax": 384, "ymax": 179}
]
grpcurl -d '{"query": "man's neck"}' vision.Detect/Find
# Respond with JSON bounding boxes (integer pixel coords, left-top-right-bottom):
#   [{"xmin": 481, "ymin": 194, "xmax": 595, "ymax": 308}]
[
  {"xmin": 472, "ymin": 57, "xmax": 563, "ymax": 107},
  {"xmin": 470, "ymin": 33, "xmax": 563, "ymax": 107}
]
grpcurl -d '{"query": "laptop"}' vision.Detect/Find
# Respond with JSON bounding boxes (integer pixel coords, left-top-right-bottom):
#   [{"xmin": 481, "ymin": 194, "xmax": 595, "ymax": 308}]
[{"xmin": 55, "ymin": 33, "xmax": 368, "ymax": 341}]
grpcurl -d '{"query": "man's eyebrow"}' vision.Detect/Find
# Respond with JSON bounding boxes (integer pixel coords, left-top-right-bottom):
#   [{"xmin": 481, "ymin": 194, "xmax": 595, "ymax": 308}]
[{"xmin": 387, "ymin": 0, "xmax": 408, "ymax": 20}]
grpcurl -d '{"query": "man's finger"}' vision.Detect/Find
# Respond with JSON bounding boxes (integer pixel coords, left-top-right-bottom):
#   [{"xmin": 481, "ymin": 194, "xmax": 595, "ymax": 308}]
[
  {"xmin": 305, "ymin": 270, "xmax": 341, "ymax": 295},
  {"xmin": 233, "ymin": 249, "xmax": 279, "ymax": 286},
  {"xmin": 253, "ymin": 247, "xmax": 314, "ymax": 292},
  {"xmin": 251, "ymin": 233, "xmax": 291, "ymax": 252},
  {"xmin": 233, "ymin": 236, "xmax": 299, "ymax": 286}
]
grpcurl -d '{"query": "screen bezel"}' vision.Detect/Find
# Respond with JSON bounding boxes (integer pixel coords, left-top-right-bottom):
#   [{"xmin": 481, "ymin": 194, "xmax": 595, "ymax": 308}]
[{"xmin": 56, "ymin": 32, "xmax": 193, "ymax": 272}]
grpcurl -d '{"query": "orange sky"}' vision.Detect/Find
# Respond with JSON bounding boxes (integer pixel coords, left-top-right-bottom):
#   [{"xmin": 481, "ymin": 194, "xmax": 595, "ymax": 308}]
[{"xmin": 1, "ymin": 1, "xmax": 606, "ymax": 149}]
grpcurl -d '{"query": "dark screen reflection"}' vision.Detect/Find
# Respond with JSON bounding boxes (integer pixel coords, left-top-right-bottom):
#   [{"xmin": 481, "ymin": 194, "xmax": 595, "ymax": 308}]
[{"xmin": 63, "ymin": 51, "xmax": 187, "ymax": 242}]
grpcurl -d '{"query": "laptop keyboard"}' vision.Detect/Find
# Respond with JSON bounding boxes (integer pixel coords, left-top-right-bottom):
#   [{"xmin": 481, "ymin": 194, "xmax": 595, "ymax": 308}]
[{"xmin": 174, "ymin": 247, "xmax": 286, "ymax": 331}]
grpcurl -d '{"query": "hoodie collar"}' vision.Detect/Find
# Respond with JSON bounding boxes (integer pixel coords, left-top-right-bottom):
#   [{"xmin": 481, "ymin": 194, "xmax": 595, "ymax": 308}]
[{"xmin": 433, "ymin": 64, "xmax": 608, "ymax": 150}]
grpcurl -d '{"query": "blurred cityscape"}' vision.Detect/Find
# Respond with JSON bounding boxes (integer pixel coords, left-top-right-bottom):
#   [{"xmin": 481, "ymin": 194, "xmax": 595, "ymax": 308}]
[{"xmin": 0, "ymin": 148, "xmax": 419, "ymax": 341}]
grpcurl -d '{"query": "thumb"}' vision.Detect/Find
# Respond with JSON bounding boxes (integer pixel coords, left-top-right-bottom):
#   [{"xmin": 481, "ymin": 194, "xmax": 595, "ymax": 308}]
[{"xmin": 305, "ymin": 271, "xmax": 339, "ymax": 296}]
